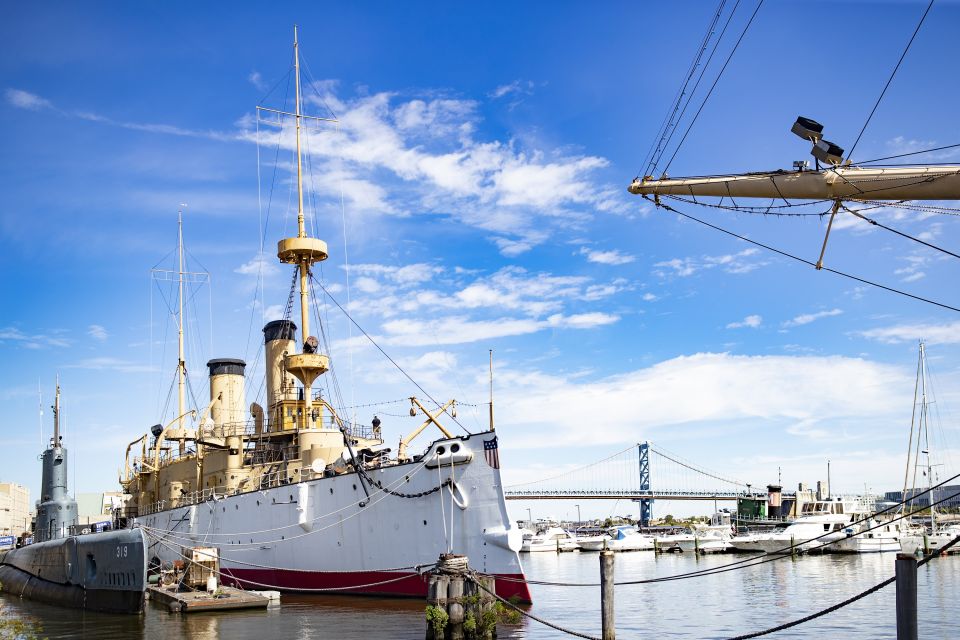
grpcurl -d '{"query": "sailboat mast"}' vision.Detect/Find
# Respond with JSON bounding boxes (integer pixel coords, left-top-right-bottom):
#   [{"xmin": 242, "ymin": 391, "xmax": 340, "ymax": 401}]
[
  {"xmin": 919, "ymin": 342, "xmax": 938, "ymax": 534},
  {"xmin": 177, "ymin": 207, "xmax": 186, "ymax": 431}
]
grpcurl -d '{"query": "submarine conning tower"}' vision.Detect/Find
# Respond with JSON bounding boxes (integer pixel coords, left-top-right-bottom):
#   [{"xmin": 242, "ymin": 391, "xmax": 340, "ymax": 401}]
[{"xmin": 35, "ymin": 384, "xmax": 78, "ymax": 543}]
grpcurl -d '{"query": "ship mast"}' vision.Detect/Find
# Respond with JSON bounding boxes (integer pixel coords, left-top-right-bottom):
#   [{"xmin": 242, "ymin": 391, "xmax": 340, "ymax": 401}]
[
  {"xmin": 177, "ymin": 206, "xmax": 186, "ymax": 431},
  {"xmin": 273, "ymin": 25, "xmax": 336, "ymax": 428}
]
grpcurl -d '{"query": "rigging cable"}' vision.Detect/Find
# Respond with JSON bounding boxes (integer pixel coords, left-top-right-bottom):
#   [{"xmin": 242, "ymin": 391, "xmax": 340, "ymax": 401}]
[
  {"xmin": 857, "ymin": 141, "xmax": 960, "ymax": 165},
  {"xmin": 311, "ymin": 274, "xmax": 471, "ymax": 435},
  {"xmin": 641, "ymin": 0, "xmax": 730, "ymax": 177},
  {"xmin": 845, "ymin": 0, "xmax": 936, "ymax": 163},
  {"xmin": 840, "ymin": 203, "xmax": 960, "ymax": 260},
  {"xmin": 661, "ymin": 0, "xmax": 765, "ymax": 175},
  {"xmin": 647, "ymin": 197, "xmax": 960, "ymax": 313}
]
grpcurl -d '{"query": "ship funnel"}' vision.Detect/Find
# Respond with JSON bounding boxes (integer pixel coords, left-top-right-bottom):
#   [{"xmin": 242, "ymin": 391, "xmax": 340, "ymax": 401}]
[
  {"xmin": 207, "ymin": 358, "xmax": 246, "ymax": 433},
  {"xmin": 264, "ymin": 320, "xmax": 298, "ymax": 426}
]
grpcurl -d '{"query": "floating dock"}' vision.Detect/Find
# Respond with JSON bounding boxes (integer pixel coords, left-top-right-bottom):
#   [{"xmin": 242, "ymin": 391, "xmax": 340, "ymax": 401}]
[{"xmin": 148, "ymin": 585, "xmax": 272, "ymax": 613}]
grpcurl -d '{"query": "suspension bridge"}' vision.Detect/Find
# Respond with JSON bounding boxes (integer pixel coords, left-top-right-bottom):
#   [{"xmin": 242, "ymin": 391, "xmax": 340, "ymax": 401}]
[{"xmin": 503, "ymin": 442, "xmax": 765, "ymax": 524}]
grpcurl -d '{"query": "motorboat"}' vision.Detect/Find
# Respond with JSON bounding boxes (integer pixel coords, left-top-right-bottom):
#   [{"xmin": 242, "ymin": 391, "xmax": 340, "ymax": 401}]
[
  {"xmin": 579, "ymin": 526, "xmax": 655, "ymax": 552},
  {"xmin": 521, "ymin": 527, "xmax": 580, "ymax": 553},
  {"xmin": 733, "ymin": 495, "xmax": 876, "ymax": 554},
  {"xmin": 676, "ymin": 512, "xmax": 733, "ymax": 554}
]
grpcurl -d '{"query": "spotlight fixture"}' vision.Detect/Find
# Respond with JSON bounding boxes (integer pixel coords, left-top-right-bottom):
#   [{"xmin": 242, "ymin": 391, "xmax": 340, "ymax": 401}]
[
  {"xmin": 811, "ymin": 139, "xmax": 845, "ymax": 166},
  {"xmin": 790, "ymin": 116, "xmax": 824, "ymax": 143}
]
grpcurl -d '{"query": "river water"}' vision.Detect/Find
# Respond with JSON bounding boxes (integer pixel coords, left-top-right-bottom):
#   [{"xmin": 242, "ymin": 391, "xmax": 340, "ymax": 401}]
[{"xmin": 1, "ymin": 550, "xmax": 956, "ymax": 639}]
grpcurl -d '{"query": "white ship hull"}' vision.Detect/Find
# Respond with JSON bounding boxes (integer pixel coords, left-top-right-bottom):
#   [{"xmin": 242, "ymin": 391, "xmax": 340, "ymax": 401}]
[{"xmin": 135, "ymin": 435, "xmax": 531, "ymax": 602}]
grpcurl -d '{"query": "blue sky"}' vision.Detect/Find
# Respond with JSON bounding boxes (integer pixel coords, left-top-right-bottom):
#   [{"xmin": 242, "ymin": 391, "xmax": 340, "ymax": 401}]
[{"xmin": 2, "ymin": 1, "xmax": 959, "ymax": 521}]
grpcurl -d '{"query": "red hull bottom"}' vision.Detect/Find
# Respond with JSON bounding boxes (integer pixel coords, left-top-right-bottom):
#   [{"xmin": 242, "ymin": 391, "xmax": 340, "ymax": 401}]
[{"xmin": 222, "ymin": 568, "xmax": 532, "ymax": 603}]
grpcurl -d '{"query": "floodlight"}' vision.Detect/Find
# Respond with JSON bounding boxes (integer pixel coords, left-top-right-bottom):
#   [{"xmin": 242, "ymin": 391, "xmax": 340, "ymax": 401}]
[
  {"xmin": 791, "ymin": 116, "xmax": 824, "ymax": 142},
  {"xmin": 811, "ymin": 139, "xmax": 844, "ymax": 166}
]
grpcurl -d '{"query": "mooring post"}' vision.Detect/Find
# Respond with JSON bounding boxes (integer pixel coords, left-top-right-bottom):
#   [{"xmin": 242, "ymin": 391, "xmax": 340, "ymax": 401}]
[
  {"xmin": 600, "ymin": 549, "xmax": 615, "ymax": 640},
  {"xmin": 895, "ymin": 553, "xmax": 918, "ymax": 640},
  {"xmin": 426, "ymin": 554, "xmax": 473, "ymax": 640}
]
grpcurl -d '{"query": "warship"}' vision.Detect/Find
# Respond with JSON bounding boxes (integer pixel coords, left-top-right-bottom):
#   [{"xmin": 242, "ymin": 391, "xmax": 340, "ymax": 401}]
[
  {"xmin": 0, "ymin": 383, "xmax": 148, "ymax": 613},
  {"xmin": 116, "ymin": 28, "xmax": 530, "ymax": 602}
]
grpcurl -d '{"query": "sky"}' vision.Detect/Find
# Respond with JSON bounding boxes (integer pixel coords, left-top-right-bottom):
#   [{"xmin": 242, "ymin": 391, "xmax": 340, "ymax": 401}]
[{"xmin": 2, "ymin": 1, "xmax": 959, "ymax": 523}]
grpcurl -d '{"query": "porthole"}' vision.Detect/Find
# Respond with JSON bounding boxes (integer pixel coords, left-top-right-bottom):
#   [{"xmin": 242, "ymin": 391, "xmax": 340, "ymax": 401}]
[
  {"xmin": 451, "ymin": 444, "xmax": 460, "ymax": 453},
  {"xmin": 436, "ymin": 446, "xmax": 446, "ymax": 455},
  {"xmin": 353, "ymin": 484, "xmax": 357, "ymax": 491},
  {"xmin": 235, "ymin": 504, "xmax": 239, "ymax": 510},
  {"xmin": 423, "ymin": 520, "xmax": 428, "ymax": 526},
  {"xmin": 330, "ymin": 488, "xmax": 334, "ymax": 494}
]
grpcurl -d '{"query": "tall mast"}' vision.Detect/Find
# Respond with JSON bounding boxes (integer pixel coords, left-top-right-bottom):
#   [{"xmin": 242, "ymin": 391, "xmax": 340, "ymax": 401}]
[
  {"xmin": 177, "ymin": 206, "xmax": 186, "ymax": 431},
  {"xmin": 275, "ymin": 26, "xmax": 332, "ymax": 427}
]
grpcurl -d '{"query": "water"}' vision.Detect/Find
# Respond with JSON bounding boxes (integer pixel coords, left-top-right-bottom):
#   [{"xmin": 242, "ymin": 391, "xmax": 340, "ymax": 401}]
[{"xmin": 1, "ymin": 551, "xmax": 956, "ymax": 639}]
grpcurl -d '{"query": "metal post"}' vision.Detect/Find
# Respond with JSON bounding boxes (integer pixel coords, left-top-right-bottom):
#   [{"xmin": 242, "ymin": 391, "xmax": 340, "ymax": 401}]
[
  {"xmin": 896, "ymin": 553, "xmax": 918, "ymax": 640},
  {"xmin": 600, "ymin": 550, "xmax": 615, "ymax": 640}
]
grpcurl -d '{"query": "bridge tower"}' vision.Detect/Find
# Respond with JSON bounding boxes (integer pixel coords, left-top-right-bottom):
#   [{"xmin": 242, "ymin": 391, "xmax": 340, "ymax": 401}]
[{"xmin": 634, "ymin": 441, "xmax": 653, "ymax": 527}]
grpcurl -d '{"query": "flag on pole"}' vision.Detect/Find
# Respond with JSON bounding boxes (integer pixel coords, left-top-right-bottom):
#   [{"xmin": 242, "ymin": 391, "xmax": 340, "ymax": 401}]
[{"xmin": 483, "ymin": 436, "xmax": 500, "ymax": 469}]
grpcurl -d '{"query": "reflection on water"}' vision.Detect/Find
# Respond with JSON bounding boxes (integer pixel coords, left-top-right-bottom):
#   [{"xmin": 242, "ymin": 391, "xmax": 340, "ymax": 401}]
[{"xmin": 1, "ymin": 552, "xmax": 956, "ymax": 639}]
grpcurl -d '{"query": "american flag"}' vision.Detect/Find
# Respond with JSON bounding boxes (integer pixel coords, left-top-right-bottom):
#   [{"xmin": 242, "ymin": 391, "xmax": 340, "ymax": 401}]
[{"xmin": 483, "ymin": 437, "xmax": 500, "ymax": 469}]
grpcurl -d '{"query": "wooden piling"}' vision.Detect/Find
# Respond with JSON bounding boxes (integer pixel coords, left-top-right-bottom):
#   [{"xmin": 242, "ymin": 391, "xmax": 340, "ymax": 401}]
[
  {"xmin": 600, "ymin": 549, "xmax": 615, "ymax": 640},
  {"xmin": 895, "ymin": 553, "xmax": 918, "ymax": 640},
  {"xmin": 425, "ymin": 554, "xmax": 497, "ymax": 640}
]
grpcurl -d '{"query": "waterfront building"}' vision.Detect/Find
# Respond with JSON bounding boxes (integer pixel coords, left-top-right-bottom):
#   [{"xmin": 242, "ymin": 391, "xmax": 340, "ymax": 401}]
[{"xmin": 0, "ymin": 482, "xmax": 31, "ymax": 536}]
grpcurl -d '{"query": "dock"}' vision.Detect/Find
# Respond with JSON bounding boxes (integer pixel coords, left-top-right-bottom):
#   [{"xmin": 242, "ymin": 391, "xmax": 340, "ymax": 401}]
[{"xmin": 148, "ymin": 585, "xmax": 272, "ymax": 613}]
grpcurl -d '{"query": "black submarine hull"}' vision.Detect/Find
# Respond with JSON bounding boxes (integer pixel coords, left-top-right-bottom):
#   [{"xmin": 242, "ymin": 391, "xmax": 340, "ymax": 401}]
[{"xmin": 0, "ymin": 528, "xmax": 147, "ymax": 614}]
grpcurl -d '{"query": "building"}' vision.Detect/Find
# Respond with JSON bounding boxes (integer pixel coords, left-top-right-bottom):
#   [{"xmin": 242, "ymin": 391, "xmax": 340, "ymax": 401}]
[
  {"xmin": 0, "ymin": 482, "xmax": 31, "ymax": 536},
  {"xmin": 76, "ymin": 492, "xmax": 129, "ymax": 526},
  {"xmin": 885, "ymin": 486, "xmax": 960, "ymax": 510}
]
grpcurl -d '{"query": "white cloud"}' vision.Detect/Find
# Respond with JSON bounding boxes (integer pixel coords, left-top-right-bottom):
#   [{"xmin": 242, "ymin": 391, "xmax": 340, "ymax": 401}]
[
  {"xmin": 496, "ymin": 352, "xmax": 910, "ymax": 449},
  {"xmin": 6, "ymin": 89, "xmax": 52, "ymax": 111},
  {"xmin": 781, "ymin": 309, "xmax": 843, "ymax": 327},
  {"xmin": 88, "ymin": 325, "xmax": 108, "ymax": 341},
  {"xmin": 641, "ymin": 293, "xmax": 658, "ymax": 302},
  {"xmin": 782, "ymin": 308, "xmax": 843, "ymax": 328},
  {"xmin": 64, "ymin": 357, "xmax": 156, "ymax": 373},
  {"xmin": 858, "ymin": 321, "xmax": 960, "ymax": 345},
  {"xmin": 579, "ymin": 247, "xmax": 635, "ymax": 265},
  {"xmin": 653, "ymin": 248, "xmax": 763, "ymax": 278},
  {"xmin": 0, "ymin": 326, "xmax": 71, "ymax": 349},
  {"xmin": 727, "ymin": 315, "xmax": 762, "ymax": 329},
  {"xmin": 248, "ymin": 71, "xmax": 268, "ymax": 92}
]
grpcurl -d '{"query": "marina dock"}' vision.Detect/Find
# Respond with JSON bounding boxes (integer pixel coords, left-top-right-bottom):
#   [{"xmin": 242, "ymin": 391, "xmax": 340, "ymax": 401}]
[{"xmin": 147, "ymin": 585, "xmax": 272, "ymax": 613}]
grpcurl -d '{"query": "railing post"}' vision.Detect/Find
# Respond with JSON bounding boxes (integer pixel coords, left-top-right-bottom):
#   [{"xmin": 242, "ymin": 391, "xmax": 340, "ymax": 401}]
[
  {"xmin": 600, "ymin": 549, "xmax": 615, "ymax": 640},
  {"xmin": 895, "ymin": 553, "xmax": 918, "ymax": 640}
]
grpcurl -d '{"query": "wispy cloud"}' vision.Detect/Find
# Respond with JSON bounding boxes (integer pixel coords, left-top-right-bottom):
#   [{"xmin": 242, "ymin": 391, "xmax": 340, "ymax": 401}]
[
  {"xmin": 857, "ymin": 321, "xmax": 960, "ymax": 345},
  {"xmin": 727, "ymin": 315, "xmax": 762, "ymax": 329},
  {"xmin": 64, "ymin": 357, "xmax": 156, "ymax": 373},
  {"xmin": 0, "ymin": 326, "xmax": 71, "ymax": 349},
  {"xmin": 782, "ymin": 308, "xmax": 843, "ymax": 328},
  {"xmin": 248, "ymin": 71, "xmax": 268, "ymax": 92},
  {"xmin": 5, "ymin": 89, "xmax": 51, "ymax": 111},
  {"xmin": 653, "ymin": 248, "xmax": 764, "ymax": 278},
  {"xmin": 88, "ymin": 325, "xmax": 108, "ymax": 341},
  {"xmin": 579, "ymin": 247, "xmax": 635, "ymax": 265}
]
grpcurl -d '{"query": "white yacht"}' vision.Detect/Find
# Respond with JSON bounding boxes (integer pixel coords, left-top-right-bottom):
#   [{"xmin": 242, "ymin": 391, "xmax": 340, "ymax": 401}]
[
  {"xmin": 676, "ymin": 512, "xmax": 733, "ymax": 554},
  {"xmin": 901, "ymin": 524, "xmax": 960, "ymax": 555},
  {"xmin": 521, "ymin": 527, "xmax": 580, "ymax": 553},
  {"xmin": 734, "ymin": 496, "xmax": 875, "ymax": 554},
  {"xmin": 827, "ymin": 517, "xmax": 905, "ymax": 553},
  {"xmin": 579, "ymin": 526, "xmax": 655, "ymax": 552}
]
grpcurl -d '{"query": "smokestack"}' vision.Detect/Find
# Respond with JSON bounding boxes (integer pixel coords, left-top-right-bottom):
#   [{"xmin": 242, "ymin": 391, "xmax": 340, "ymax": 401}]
[
  {"xmin": 207, "ymin": 358, "xmax": 246, "ymax": 432},
  {"xmin": 263, "ymin": 320, "xmax": 298, "ymax": 425},
  {"xmin": 767, "ymin": 484, "xmax": 782, "ymax": 519}
]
